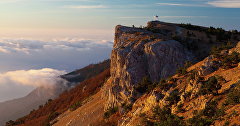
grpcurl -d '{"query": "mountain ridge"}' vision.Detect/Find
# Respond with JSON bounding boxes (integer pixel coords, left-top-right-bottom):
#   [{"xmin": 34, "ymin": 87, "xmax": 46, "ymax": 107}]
[
  {"xmin": 2, "ymin": 60, "xmax": 110, "ymax": 126},
  {"xmin": 8, "ymin": 21, "xmax": 240, "ymax": 126}
]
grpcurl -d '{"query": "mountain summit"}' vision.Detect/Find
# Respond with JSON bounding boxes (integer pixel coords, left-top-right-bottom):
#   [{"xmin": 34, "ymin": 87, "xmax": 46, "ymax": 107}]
[{"xmin": 9, "ymin": 21, "xmax": 240, "ymax": 126}]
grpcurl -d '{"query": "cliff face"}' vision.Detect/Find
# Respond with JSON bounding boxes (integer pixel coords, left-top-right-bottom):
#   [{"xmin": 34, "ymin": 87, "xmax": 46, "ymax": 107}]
[
  {"xmin": 11, "ymin": 21, "xmax": 240, "ymax": 126},
  {"xmin": 118, "ymin": 42, "xmax": 240, "ymax": 126},
  {"xmin": 107, "ymin": 21, "xmax": 195, "ymax": 107}
]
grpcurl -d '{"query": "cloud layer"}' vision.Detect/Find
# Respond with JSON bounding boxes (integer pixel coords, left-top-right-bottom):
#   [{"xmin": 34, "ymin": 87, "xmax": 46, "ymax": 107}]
[
  {"xmin": 0, "ymin": 68, "xmax": 66, "ymax": 88},
  {"xmin": 156, "ymin": 2, "xmax": 206, "ymax": 7},
  {"xmin": 64, "ymin": 5, "xmax": 107, "ymax": 9},
  {"xmin": 0, "ymin": 38, "xmax": 113, "ymax": 54},
  {"xmin": 0, "ymin": 38, "xmax": 112, "ymax": 102},
  {"xmin": 0, "ymin": 38, "xmax": 113, "ymax": 72},
  {"xmin": 208, "ymin": 0, "xmax": 240, "ymax": 8},
  {"xmin": 0, "ymin": 68, "xmax": 67, "ymax": 102},
  {"xmin": 156, "ymin": 0, "xmax": 240, "ymax": 8}
]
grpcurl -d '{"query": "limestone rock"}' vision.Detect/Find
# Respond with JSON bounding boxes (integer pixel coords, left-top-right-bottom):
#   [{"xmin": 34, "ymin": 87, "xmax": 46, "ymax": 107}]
[
  {"xmin": 106, "ymin": 21, "xmax": 195, "ymax": 108},
  {"xmin": 198, "ymin": 55, "xmax": 219, "ymax": 76}
]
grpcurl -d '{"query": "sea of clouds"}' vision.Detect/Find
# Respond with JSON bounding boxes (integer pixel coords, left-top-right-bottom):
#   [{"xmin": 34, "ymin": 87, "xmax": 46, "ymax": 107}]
[{"xmin": 0, "ymin": 38, "xmax": 113, "ymax": 102}]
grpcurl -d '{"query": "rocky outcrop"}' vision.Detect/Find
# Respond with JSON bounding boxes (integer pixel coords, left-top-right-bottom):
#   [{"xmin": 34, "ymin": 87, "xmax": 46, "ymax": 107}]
[
  {"xmin": 106, "ymin": 21, "xmax": 195, "ymax": 108},
  {"xmin": 198, "ymin": 55, "xmax": 220, "ymax": 76}
]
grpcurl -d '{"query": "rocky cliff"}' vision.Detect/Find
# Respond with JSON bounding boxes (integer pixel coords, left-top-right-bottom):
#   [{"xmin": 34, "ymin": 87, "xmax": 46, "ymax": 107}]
[
  {"xmin": 106, "ymin": 21, "xmax": 195, "ymax": 108},
  {"xmin": 10, "ymin": 21, "xmax": 240, "ymax": 126}
]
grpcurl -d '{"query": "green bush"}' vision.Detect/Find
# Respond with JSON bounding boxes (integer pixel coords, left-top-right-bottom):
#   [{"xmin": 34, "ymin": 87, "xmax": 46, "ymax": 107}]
[
  {"xmin": 187, "ymin": 115, "xmax": 213, "ymax": 126},
  {"xmin": 201, "ymin": 101, "xmax": 219, "ymax": 117},
  {"xmin": 151, "ymin": 106, "xmax": 186, "ymax": 126},
  {"xmin": 198, "ymin": 76, "xmax": 222, "ymax": 95},
  {"xmin": 177, "ymin": 103, "xmax": 185, "ymax": 113},
  {"xmin": 179, "ymin": 23, "xmax": 204, "ymax": 31},
  {"xmin": 166, "ymin": 89, "xmax": 180, "ymax": 105},
  {"xmin": 210, "ymin": 42, "xmax": 233, "ymax": 58},
  {"xmin": 176, "ymin": 61, "xmax": 192, "ymax": 75},
  {"xmin": 226, "ymin": 84, "xmax": 240, "ymax": 105},
  {"xmin": 158, "ymin": 79, "xmax": 169, "ymax": 91},
  {"xmin": 136, "ymin": 77, "xmax": 155, "ymax": 93},
  {"xmin": 104, "ymin": 107, "xmax": 118, "ymax": 119},
  {"xmin": 199, "ymin": 100, "xmax": 225, "ymax": 118},
  {"xmin": 121, "ymin": 102, "xmax": 133, "ymax": 112},
  {"xmin": 69, "ymin": 101, "xmax": 82, "ymax": 111},
  {"xmin": 223, "ymin": 121, "xmax": 230, "ymax": 126},
  {"xmin": 188, "ymin": 100, "xmax": 226, "ymax": 126},
  {"xmin": 221, "ymin": 51, "xmax": 240, "ymax": 69},
  {"xmin": 48, "ymin": 112, "xmax": 60, "ymax": 121},
  {"xmin": 6, "ymin": 120, "xmax": 15, "ymax": 126},
  {"xmin": 141, "ymin": 106, "xmax": 186, "ymax": 125}
]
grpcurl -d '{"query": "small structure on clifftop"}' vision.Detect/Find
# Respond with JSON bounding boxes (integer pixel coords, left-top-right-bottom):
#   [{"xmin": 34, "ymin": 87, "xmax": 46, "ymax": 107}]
[{"xmin": 154, "ymin": 15, "xmax": 159, "ymax": 21}]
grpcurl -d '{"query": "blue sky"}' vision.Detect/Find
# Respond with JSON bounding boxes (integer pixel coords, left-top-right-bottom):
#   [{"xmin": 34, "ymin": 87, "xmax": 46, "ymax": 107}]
[
  {"xmin": 0, "ymin": 0, "xmax": 240, "ymax": 40},
  {"xmin": 0, "ymin": 0, "xmax": 240, "ymax": 102}
]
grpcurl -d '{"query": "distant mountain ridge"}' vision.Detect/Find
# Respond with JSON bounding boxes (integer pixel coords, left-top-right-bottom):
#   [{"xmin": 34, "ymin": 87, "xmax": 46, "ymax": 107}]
[
  {"xmin": 0, "ymin": 85, "xmax": 66, "ymax": 126},
  {"xmin": 61, "ymin": 59, "xmax": 110, "ymax": 83},
  {"xmin": 1, "ymin": 60, "xmax": 110, "ymax": 126}
]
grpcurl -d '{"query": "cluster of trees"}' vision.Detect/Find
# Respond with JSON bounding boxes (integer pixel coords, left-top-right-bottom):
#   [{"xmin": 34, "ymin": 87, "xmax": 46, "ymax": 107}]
[
  {"xmin": 166, "ymin": 89, "xmax": 181, "ymax": 105},
  {"xmin": 211, "ymin": 42, "xmax": 240, "ymax": 69},
  {"xmin": 176, "ymin": 61, "xmax": 192, "ymax": 75},
  {"xmin": 103, "ymin": 107, "xmax": 118, "ymax": 119},
  {"xmin": 136, "ymin": 77, "xmax": 154, "ymax": 93},
  {"xmin": 44, "ymin": 112, "xmax": 60, "ymax": 126},
  {"xmin": 179, "ymin": 23, "xmax": 240, "ymax": 41},
  {"xmin": 172, "ymin": 35, "xmax": 199, "ymax": 51},
  {"xmin": 210, "ymin": 41, "xmax": 240, "ymax": 69},
  {"xmin": 210, "ymin": 42, "xmax": 233, "ymax": 57},
  {"xmin": 62, "ymin": 59, "xmax": 110, "ymax": 83},
  {"xmin": 142, "ymin": 106, "xmax": 186, "ymax": 126},
  {"xmin": 179, "ymin": 23, "xmax": 205, "ymax": 31},
  {"xmin": 188, "ymin": 99, "xmax": 226, "ymax": 126},
  {"xmin": 198, "ymin": 76, "xmax": 223, "ymax": 95},
  {"xmin": 136, "ymin": 76, "xmax": 177, "ymax": 94},
  {"xmin": 69, "ymin": 101, "xmax": 82, "ymax": 111},
  {"xmin": 225, "ymin": 82, "xmax": 240, "ymax": 105},
  {"xmin": 206, "ymin": 27, "xmax": 231, "ymax": 41},
  {"xmin": 142, "ymin": 99, "xmax": 226, "ymax": 126},
  {"xmin": 221, "ymin": 51, "xmax": 240, "ymax": 69}
]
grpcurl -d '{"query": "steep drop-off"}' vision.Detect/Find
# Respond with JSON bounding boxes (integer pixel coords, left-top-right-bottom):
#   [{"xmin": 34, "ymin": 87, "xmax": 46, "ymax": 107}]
[
  {"xmin": 106, "ymin": 22, "xmax": 195, "ymax": 108},
  {"xmin": 10, "ymin": 21, "xmax": 240, "ymax": 126}
]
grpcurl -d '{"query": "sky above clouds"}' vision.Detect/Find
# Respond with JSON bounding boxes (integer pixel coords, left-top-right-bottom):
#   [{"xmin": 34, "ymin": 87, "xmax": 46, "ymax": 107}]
[
  {"xmin": 0, "ymin": 0, "xmax": 240, "ymax": 102},
  {"xmin": 0, "ymin": 38, "xmax": 112, "ymax": 102},
  {"xmin": 0, "ymin": 0, "xmax": 240, "ymax": 40}
]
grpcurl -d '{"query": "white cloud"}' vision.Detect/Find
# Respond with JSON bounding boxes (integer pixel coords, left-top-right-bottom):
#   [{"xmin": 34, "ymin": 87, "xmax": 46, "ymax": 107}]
[
  {"xmin": 157, "ymin": 3, "xmax": 185, "ymax": 6},
  {"xmin": 161, "ymin": 16, "xmax": 208, "ymax": 18},
  {"xmin": 156, "ymin": 1, "xmax": 240, "ymax": 8},
  {"xmin": 156, "ymin": 2, "xmax": 208, "ymax": 7},
  {"xmin": 0, "ymin": 38, "xmax": 112, "ymax": 73},
  {"xmin": 118, "ymin": 16, "xmax": 151, "ymax": 19},
  {"xmin": 64, "ymin": 5, "xmax": 107, "ymax": 9},
  {"xmin": 0, "ymin": 68, "xmax": 66, "ymax": 88},
  {"xmin": 117, "ymin": 16, "xmax": 208, "ymax": 20},
  {"xmin": 0, "ymin": 38, "xmax": 113, "ymax": 54},
  {"xmin": 0, "ymin": 47, "xmax": 10, "ymax": 53},
  {"xmin": 207, "ymin": 0, "xmax": 240, "ymax": 8},
  {"xmin": 0, "ymin": 38, "xmax": 112, "ymax": 102},
  {"xmin": 0, "ymin": 68, "xmax": 69, "ymax": 102}
]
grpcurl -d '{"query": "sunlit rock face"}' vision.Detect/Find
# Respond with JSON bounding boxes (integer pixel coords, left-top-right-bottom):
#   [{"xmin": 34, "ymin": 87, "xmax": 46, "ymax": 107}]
[{"xmin": 106, "ymin": 21, "xmax": 195, "ymax": 108}]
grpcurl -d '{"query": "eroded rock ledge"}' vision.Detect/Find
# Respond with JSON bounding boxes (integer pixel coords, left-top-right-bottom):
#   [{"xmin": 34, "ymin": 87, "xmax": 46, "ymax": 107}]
[{"xmin": 106, "ymin": 21, "xmax": 195, "ymax": 108}]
